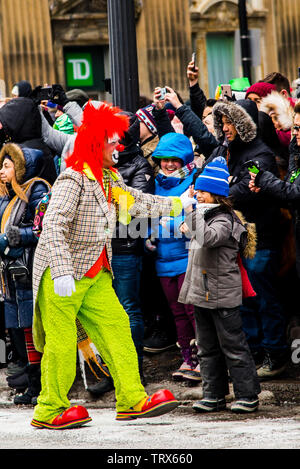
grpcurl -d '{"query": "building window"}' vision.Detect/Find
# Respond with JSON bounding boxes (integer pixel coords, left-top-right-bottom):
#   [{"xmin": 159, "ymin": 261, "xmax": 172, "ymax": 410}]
[{"xmin": 206, "ymin": 32, "xmax": 235, "ymax": 97}]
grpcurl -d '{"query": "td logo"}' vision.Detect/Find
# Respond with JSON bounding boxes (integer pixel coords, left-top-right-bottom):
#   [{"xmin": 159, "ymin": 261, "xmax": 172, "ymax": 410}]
[{"xmin": 66, "ymin": 52, "xmax": 94, "ymax": 87}]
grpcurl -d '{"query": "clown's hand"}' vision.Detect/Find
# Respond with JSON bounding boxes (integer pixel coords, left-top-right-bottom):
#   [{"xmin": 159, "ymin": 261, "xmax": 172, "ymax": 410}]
[
  {"xmin": 180, "ymin": 190, "xmax": 197, "ymax": 210},
  {"xmin": 54, "ymin": 275, "xmax": 76, "ymax": 297}
]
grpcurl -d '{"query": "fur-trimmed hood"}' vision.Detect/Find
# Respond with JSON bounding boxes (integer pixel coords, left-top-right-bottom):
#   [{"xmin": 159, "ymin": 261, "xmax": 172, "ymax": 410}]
[
  {"xmin": 0, "ymin": 143, "xmax": 45, "ymax": 183},
  {"xmin": 212, "ymin": 99, "xmax": 257, "ymax": 143},
  {"xmin": 260, "ymin": 91, "xmax": 294, "ymax": 131}
]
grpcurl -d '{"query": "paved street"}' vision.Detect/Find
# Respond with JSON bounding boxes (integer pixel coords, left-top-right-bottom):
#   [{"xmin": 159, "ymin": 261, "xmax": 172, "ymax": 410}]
[
  {"xmin": 1, "ymin": 354, "xmax": 300, "ymax": 452},
  {"xmin": 0, "ymin": 404, "xmax": 300, "ymax": 450}
]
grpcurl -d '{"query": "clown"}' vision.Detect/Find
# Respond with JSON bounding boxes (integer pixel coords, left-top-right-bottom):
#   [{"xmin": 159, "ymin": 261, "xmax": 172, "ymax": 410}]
[{"xmin": 30, "ymin": 101, "xmax": 194, "ymax": 429}]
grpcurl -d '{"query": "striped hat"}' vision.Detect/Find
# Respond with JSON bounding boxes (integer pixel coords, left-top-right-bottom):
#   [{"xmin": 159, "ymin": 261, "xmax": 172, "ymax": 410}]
[
  {"xmin": 195, "ymin": 157, "xmax": 230, "ymax": 196},
  {"xmin": 136, "ymin": 105, "xmax": 157, "ymax": 135}
]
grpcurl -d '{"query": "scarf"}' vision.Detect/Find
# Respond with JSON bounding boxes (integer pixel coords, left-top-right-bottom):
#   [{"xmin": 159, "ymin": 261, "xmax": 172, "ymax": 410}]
[
  {"xmin": 1, "ymin": 177, "xmax": 51, "ymax": 233},
  {"xmin": 156, "ymin": 161, "xmax": 195, "ymax": 190}
]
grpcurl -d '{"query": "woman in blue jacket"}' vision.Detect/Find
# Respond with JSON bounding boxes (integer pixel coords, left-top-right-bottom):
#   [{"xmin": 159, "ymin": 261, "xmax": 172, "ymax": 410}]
[
  {"xmin": 148, "ymin": 132, "xmax": 201, "ymax": 382},
  {"xmin": 0, "ymin": 143, "xmax": 51, "ymax": 404}
]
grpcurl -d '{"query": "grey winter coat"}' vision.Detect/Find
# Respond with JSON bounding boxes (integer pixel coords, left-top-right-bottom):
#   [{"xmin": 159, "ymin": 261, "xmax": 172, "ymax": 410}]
[{"xmin": 178, "ymin": 205, "xmax": 246, "ymax": 309}]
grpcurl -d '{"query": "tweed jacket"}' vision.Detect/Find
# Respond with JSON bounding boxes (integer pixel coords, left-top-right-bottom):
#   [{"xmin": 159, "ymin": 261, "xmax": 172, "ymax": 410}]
[{"xmin": 32, "ymin": 167, "xmax": 177, "ymax": 351}]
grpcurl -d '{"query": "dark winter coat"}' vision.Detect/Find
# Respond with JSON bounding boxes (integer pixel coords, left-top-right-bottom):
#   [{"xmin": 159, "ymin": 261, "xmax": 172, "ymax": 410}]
[
  {"xmin": 253, "ymin": 137, "xmax": 300, "ymax": 276},
  {"xmin": 189, "ymin": 82, "xmax": 207, "ymax": 121},
  {"xmin": 0, "ymin": 97, "xmax": 57, "ymax": 185},
  {"xmin": 0, "ymin": 145, "xmax": 51, "ymax": 328},
  {"xmin": 112, "ymin": 117, "xmax": 155, "ymax": 256}
]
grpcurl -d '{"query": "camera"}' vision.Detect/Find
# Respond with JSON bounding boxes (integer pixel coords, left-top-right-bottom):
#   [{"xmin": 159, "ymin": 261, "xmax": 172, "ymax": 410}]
[
  {"xmin": 221, "ymin": 84, "xmax": 232, "ymax": 99},
  {"xmin": 159, "ymin": 87, "xmax": 167, "ymax": 100},
  {"xmin": 37, "ymin": 86, "xmax": 53, "ymax": 101}
]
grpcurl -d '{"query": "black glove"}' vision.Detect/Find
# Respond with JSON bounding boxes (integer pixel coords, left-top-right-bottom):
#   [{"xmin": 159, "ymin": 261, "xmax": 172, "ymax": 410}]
[
  {"xmin": 243, "ymin": 160, "xmax": 264, "ymax": 185},
  {"xmin": 6, "ymin": 226, "xmax": 21, "ymax": 247},
  {"xmin": 50, "ymin": 84, "xmax": 69, "ymax": 107}
]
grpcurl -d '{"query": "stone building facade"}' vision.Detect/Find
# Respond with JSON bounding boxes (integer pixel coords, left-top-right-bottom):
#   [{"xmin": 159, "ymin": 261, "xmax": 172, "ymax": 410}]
[{"xmin": 0, "ymin": 0, "xmax": 299, "ymax": 105}]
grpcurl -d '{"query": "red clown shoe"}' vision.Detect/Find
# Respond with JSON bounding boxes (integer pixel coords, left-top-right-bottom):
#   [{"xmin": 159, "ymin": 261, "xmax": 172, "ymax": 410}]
[
  {"xmin": 116, "ymin": 389, "xmax": 179, "ymax": 420},
  {"xmin": 31, "ymin": 405, "xmax": 92, "ymax": 430}
]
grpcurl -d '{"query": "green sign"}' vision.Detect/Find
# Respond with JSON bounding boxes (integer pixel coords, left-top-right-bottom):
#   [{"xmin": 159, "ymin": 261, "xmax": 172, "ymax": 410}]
[{"xmin": 65, "ymin": 52, "xmax": 94, "ymax": 87}]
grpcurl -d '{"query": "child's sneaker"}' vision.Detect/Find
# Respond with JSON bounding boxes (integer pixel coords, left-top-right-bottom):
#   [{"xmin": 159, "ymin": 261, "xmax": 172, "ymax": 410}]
[
  {"xmin": 231, "ymin": 397, "xmax": 259, "ymax": 413},
  {"xmin": 172, "ymin": 361, "xmax": 192, "ymax": 381},
  {"xmin": 182, "ymin": 364, "xmax": 202, "ymax": 382},
  {"xmin": 193, "ymin": 397, "xmax": 226, "ymax": 413}
]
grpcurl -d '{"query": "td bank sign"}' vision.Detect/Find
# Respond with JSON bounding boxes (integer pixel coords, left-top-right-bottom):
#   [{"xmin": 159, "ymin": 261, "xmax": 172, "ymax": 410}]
[{"xmin": 66, "ymin": 52, "xmax": 94, "ymax": 87}]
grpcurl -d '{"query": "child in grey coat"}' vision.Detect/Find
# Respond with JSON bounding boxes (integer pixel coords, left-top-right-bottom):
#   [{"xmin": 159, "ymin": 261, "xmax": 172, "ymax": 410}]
[{"xmin": 179, "ymin": 157, "xmax": 260, "ymax": 413}]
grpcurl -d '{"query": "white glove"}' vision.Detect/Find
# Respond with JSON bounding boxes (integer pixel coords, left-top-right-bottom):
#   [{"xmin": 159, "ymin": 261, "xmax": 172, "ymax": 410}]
[
  {"xmin": 54, "ymin": 275, "xmax": 76, "ymax": 297},
  {"xmin": 180, "ymin": 190, "xmax": 197, "ymax": 210},
  {"xmin": 145, "ymin": 238, "xmax": 157, "ymax": 252},
  {"xmin": 159, "ymin": 216, "xmax": 171, "ymax": 229}
]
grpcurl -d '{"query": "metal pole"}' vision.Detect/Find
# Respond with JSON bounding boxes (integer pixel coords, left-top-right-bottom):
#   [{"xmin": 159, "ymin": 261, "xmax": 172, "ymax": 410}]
[
  {"xmin": 107, "ymin": 0, "xmax": 140, "ymax": 112},
  {"xmin": 238, "ymin": 0, "xmax": 252, "ymax": 83}
]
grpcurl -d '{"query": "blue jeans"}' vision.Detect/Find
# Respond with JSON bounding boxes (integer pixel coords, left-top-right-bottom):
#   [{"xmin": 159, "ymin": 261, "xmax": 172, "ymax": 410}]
[
  {"xmin": 240, "ymin": 249, "xmax": 287, "ymax": 354},
  {"xmin": 112, "ymin": 254, "xmax": 144, "ymax": 368}
]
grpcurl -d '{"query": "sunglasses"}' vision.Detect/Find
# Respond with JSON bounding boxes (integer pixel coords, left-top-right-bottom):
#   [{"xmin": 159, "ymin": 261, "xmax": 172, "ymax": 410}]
[{"xmin": 293, "ymin": 125, "xmax": 300, "ymax": 133}]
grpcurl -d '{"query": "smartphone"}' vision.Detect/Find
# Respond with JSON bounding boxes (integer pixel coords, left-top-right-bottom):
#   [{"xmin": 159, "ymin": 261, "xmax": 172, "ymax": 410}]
[
  {"xmin": 159, "ymin": 87, "xmax": 167, "ymax": 100},
  {"xmin": 245, "ymin": 160, "xmax": 260, "ymax": 174},
  {"xmin": 221, "ymin": 84, "xmax": 232, "ymax": 99},
  {"xmin": 192, "ymin": 52, "xmax": 196, "ymax": 72}
]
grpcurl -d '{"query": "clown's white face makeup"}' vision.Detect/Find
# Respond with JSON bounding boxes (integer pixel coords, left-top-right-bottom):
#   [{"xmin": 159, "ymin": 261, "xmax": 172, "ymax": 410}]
[
  {"xmin": 103, "ymin": 139, "xmax": 120, "ymax": 168},
  {"xmin": 0, "ymin": 158, "xmax": 15, "ymax": 183},
  {"xmin": 160, "ymin": 158, "xmax": 182, "ymax": 176}
]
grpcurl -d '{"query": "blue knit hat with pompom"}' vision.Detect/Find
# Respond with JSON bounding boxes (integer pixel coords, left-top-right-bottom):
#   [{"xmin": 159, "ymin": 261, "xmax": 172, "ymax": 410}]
[{"xmin": 194, "ymin": 156, "xmax": 230, "ymax": 196}]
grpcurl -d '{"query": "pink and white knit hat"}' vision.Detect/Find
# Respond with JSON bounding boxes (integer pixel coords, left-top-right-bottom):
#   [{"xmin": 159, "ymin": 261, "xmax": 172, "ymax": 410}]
[{"xmin": 136, "ymin": 105, "xmax": 157, "ymax": 135}]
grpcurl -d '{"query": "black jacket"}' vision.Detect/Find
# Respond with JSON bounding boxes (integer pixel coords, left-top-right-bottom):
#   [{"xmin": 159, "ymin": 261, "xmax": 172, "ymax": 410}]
[
  {"xmin": 189, "ymin": 82, "xmax": 207, "ymax": 120},
  {"xmin": 0, "ymin": 98, "xmax": 57, "ymax": 185},
  {"xmin": 112, "ymin": 144, "xmax": 155, "ymax": 256},
  {"xmin": 253, "ymin": 137, "xmax": 300, "ymax": 275}
]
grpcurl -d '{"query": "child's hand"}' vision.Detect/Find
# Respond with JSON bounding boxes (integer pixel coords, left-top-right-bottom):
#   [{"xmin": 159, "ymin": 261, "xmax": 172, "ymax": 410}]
[
  {"xmin": 179, "ymin": 222, "xmax": 189, "ymax": 234},
  {"xmin": 188, "ymin": 184, "xmax": 195, "ymax": 198}
]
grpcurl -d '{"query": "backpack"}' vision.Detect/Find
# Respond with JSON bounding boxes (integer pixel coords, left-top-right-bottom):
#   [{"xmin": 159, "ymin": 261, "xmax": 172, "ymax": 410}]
[{"xmin": 32, "ymin": 190, "xmax": 52, "ymax": 238}]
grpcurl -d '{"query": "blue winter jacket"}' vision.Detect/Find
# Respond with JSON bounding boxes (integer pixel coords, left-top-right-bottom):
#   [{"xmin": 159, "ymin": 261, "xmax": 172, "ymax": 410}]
[{"xmin": 151, "ymin": 133, "xmax": 197, "ymax": 277}]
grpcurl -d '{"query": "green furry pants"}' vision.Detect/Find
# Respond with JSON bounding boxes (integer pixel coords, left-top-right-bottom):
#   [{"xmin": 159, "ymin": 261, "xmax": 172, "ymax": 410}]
[{"xmin": 33, "ymin": 267, "xmax": 147, "ymax": 422}]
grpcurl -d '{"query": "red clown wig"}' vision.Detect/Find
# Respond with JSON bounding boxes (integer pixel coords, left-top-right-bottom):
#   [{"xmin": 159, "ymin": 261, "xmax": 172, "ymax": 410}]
[{"xmin": 65, "ymin": 101, "xmax": 129, "ymax": 182}]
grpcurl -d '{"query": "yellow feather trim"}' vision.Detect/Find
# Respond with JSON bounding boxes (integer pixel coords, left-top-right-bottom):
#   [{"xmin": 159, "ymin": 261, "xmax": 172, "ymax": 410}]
[{"xmin": 111, "ymin": 187, "xmax": 135, "ymax": 225}]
